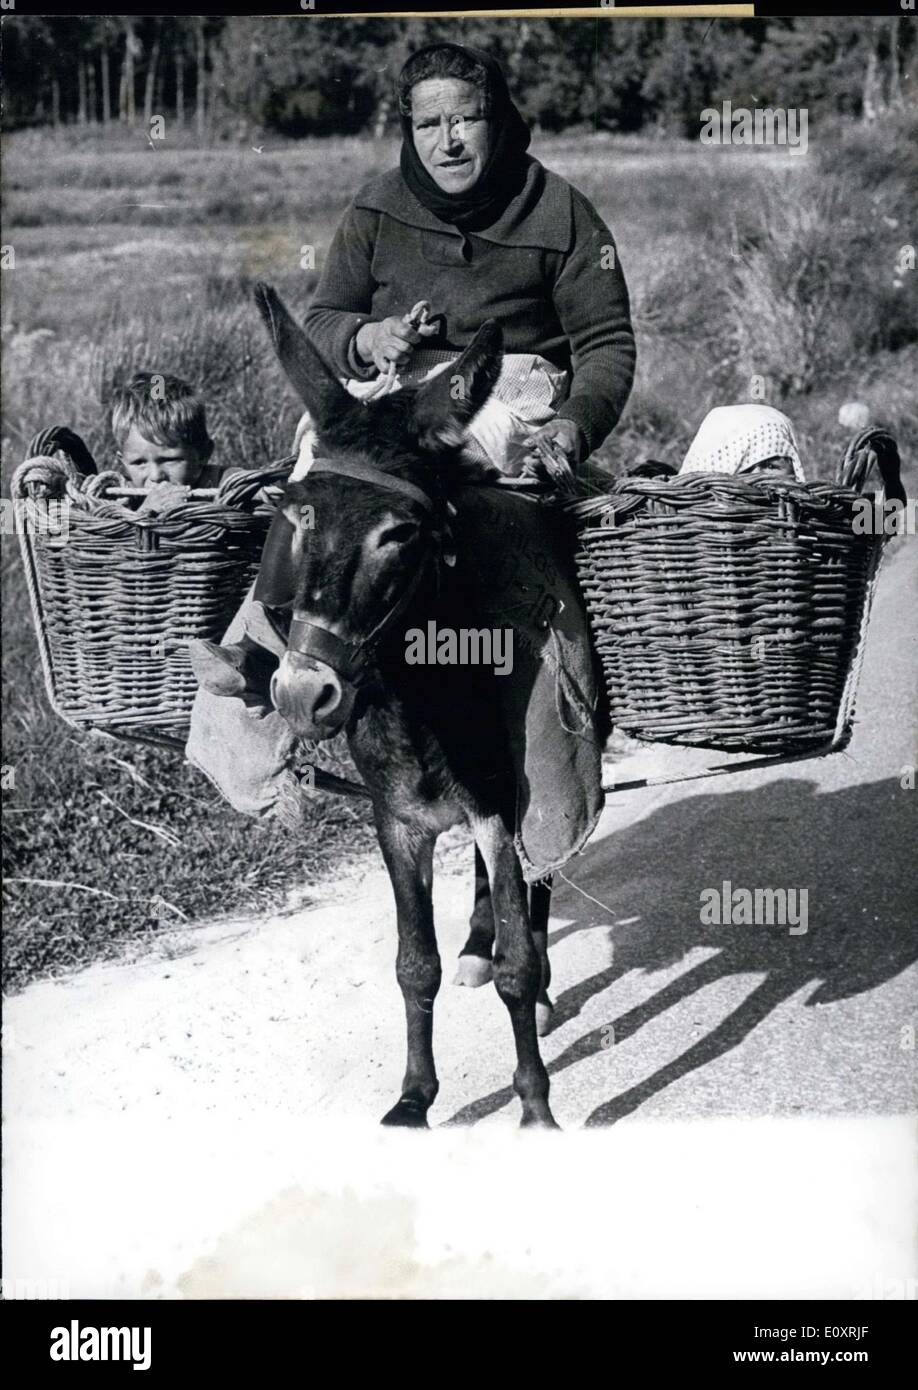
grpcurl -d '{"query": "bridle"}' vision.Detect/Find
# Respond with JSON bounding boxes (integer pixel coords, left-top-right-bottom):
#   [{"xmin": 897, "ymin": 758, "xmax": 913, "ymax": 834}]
[{"xmin": 283, "ymin": 457, "xmax": 445, "ymax": 689}]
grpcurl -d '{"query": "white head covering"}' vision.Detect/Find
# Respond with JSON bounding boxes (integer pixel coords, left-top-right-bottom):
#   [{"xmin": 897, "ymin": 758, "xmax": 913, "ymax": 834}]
[{"xmin": 680, "ymin": 405, "xmax": 806, "ymax": 481}]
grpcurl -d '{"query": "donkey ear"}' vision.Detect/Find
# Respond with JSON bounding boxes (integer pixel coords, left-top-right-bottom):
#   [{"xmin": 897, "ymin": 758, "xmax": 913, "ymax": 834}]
[
  {"xmin": 412, "ymin": 319, "xmax": 503, "ymax": 453},
  {"xmin": 253, "ymin": 282, "xmax": 356, "ymax": 435}
]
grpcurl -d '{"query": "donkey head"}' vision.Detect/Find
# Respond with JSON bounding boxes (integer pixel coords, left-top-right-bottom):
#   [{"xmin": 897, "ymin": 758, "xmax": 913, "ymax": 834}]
[{"xmin": 252, "ymin": 284, "xmax": 502, "ymax": 739}]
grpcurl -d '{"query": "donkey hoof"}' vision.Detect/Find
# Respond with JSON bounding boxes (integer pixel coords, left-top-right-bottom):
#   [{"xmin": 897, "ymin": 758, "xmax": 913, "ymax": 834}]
[
  {"xmin": 520, "ymin": 1111, "xmax": 561, "ymax": 1130},
  {"xmin": 535, "ymin": 1000, "xmax": 555, "ymax": 1036},
  {"xmin": 380, "ymin": 1097, "xmax": 429, "ymax": 1128},
  {"xmin": 453, "ymin": 954, "xmax": 493, "ymax": 988}
]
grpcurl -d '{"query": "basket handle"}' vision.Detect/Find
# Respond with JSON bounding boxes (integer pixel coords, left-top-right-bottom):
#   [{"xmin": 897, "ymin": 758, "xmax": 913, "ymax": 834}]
[
  {"xmin": 85, "ymin": 459, "xmax": 298, "ymax": 509},
  {"xmin": 214, "ymin": 457, "xmax": 297, "ymax": 510},
  {"xmin": 11, "ymin": 454, "xmax": 81, "ymax": 501},
  {"xmin": 26, "ymin": 426, "xmax": 98, "ymax": 478},
  {"xmin": 627, "ymin": 460, "xmax": 678, "ymax": 479},
  {"xmin": 838, "ymin": 427, "xmax": 905, "ymax": 504},
  {"xmin": 95, "ymin": 485, "xmax": 219, "ymax": 500}
]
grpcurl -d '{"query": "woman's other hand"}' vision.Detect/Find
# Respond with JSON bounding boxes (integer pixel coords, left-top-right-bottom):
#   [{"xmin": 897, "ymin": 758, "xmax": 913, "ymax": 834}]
[
  {"xmin": 522, "ymin": 418, "xmax": 584, "ymax": 465},
  {"xmin": 519, "ymin": 418, "xmax": 585, "ymax": 494},
  {"xmin": 354, "ymin": 301, "xmax": 438, "ymax": 372}
]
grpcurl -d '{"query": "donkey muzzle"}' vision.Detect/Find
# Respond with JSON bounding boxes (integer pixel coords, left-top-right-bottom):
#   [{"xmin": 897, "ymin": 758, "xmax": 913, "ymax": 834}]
[{"xmin": 270, "ymin": 651, "xmax": 356, "ymax": 739}]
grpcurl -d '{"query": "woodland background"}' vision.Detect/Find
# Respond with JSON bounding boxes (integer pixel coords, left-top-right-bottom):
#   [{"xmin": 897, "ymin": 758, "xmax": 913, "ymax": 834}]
[{"xmin": 4, "ymin": 14, "xmax": 916, "ymax": 138}]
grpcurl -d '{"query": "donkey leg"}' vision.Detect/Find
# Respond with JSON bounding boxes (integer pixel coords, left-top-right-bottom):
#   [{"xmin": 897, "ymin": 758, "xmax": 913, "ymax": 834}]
[
  {"xmin": 455, "ymin": 844, "xmax": 495, "ymax": 987},
  {"xmin": 375, "ymin": 817, "xmax": 441, "ymax": 1129},
  {"xmin": 473, "ymin": 818, "xmax": 557, "ymax": 1129},
  {"xmin": 530, "ymin": 875, "xmax": 554, "ymax": 1037}
]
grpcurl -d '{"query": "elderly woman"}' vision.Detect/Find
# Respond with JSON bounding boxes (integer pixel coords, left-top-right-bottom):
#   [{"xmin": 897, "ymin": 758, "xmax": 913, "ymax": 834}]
[
  {"xmin": 188, "ymin": 42, "xmax": 634, "ymax": 830},
  {"xmin": 300, "ymin": 42, "xmax": 636, "ymax": 479}
]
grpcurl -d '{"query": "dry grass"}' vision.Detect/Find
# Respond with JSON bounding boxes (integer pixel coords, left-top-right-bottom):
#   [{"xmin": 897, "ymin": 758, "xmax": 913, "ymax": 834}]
[{"xmin": 608, "ymin": 112, "xmax": 918, "ymax": 476}]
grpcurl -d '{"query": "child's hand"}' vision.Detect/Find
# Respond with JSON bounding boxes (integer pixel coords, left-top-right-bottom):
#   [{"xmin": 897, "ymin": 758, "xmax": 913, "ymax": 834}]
[{"xmin": 136, "ymin": 481, "xmax": 193, "ymax": 515}]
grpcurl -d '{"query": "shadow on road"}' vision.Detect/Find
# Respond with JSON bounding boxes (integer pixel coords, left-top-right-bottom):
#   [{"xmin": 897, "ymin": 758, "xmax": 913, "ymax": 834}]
[{"xmin": 445, "ymin": 775, "xmax": 918, "ymax": 1126}]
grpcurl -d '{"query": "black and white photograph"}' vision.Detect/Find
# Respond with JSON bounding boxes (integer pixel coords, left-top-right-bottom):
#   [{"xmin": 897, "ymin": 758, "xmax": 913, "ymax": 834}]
[{"xmin": 1, "ymin": 0, "xmax": 916, "ymax": 1329}]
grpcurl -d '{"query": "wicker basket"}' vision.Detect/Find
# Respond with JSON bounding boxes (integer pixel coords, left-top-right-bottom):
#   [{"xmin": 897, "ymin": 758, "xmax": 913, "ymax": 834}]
[
  {"xmin": 570, "ymin": 429, "xmax": 903, "ymax": 754},
  {"xmin": 13, "ymin": 453, "xmax": 294, "ymax": 734}
]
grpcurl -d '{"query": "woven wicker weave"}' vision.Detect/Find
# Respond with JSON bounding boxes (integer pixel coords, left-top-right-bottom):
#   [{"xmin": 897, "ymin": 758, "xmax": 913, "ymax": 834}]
[
  {"xmin": 13, "ymin": 454, "xmax": 294, "ymax": 733},
  {"xmin": 569, "ymin": 430, "xmax": 902, "ymax": 754}
]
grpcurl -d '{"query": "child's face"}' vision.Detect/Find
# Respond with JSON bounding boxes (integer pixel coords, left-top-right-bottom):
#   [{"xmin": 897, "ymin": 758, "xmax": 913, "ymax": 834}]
[{"xmin": 118, "ymin": 424, "xmax": 206, "ymax": 488}]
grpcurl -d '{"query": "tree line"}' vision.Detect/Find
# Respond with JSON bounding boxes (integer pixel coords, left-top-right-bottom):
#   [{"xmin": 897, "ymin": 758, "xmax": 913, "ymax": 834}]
[{"xmin": 3, "ymin": 15, "xmax": 914, "ymax": 139}]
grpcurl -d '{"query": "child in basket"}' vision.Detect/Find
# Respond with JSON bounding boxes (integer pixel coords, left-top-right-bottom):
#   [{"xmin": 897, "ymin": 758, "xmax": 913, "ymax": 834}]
[
  {"xmin": 24, "ymin": 371, "xmax": 221, "ymax": 509},
  {"xmin": 678, "ymin": 404, "xmax": 806, "ymax": 480},
  {"xmin": 108, "ymin": 371, "xmax": 222, "ymax": 512}
]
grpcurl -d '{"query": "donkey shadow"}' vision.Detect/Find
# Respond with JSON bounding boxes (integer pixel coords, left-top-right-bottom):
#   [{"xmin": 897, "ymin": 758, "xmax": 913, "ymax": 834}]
[{"xmin": 445, "ymin": 775, "xmax": 918, "ymax": 1126}]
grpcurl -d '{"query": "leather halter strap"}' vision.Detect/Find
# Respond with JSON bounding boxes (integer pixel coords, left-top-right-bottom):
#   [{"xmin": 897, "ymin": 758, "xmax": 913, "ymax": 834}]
[
  {"xmin": 307, "ymin": 457, "xmax": 435, "ymax": 514},
  {"xmin": 285, "ymin": 456, "xmax": 437, "ymax": 684}
]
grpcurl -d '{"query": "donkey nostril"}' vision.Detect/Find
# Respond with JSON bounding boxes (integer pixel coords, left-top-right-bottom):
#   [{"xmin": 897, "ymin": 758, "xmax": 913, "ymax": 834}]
[{"xmin": 314, "ymin": 680, "xmax": 341, "ymax": 721}]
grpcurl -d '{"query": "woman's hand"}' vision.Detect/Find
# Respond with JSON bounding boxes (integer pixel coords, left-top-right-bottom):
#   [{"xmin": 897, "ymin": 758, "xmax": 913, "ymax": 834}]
[
  {"xmin": 521, "ymin": 418, "xmax": 584, "ymax": 466},
  {"xmin": 519, "ymin": 418, "xmax": 585, "ymax": 494},
  {"xmin": 354, "ymin": 302, "xmax": 439, "ymax": 372}
]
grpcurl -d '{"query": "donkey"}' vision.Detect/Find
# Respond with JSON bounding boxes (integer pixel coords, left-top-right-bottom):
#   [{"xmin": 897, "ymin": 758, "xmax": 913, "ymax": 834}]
[{"xmin": 253, "ymin": 283, "xmax": 558, "ymax": 1128}]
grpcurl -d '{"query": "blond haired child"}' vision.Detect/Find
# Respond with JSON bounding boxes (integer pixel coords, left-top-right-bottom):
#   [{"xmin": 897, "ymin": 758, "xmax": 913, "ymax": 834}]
[{"xmin": 108, "ymin": 371, "xmax": 220, "ymax": 512}]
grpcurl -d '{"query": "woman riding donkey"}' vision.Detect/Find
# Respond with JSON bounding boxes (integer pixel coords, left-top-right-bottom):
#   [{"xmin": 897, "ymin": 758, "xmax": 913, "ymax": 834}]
[
  {"xmin": 190, "ymin": 41, "xmax": 637, "ymax": 1034},
  {"xmin": 190, "ymin": 40, "xmax": 637, "ymax": 815}
]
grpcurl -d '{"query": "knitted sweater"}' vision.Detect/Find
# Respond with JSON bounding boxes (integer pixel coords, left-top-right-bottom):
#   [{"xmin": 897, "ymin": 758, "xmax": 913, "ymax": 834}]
[{"xmin": 303, "ymin": 157, "xmax": 637, "ymax": 456}]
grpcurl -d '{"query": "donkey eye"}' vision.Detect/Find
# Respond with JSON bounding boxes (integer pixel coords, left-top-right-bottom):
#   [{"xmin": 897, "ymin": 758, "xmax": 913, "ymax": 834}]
[{"xmin": 377, "ymin": 522, "xmax": 419, "ymax": 548}]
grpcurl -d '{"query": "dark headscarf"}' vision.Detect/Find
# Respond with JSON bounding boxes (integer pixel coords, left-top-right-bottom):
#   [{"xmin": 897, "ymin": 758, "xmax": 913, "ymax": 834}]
[{"xmin": 398, "ymin": 43, "xmax": 532, "ymax": 233}]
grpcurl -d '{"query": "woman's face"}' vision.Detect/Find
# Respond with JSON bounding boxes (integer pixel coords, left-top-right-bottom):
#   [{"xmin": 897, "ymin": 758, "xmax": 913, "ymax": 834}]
[{"xmin": 410, "ymin": 77, "xmax": 491, "ymax": 193}]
